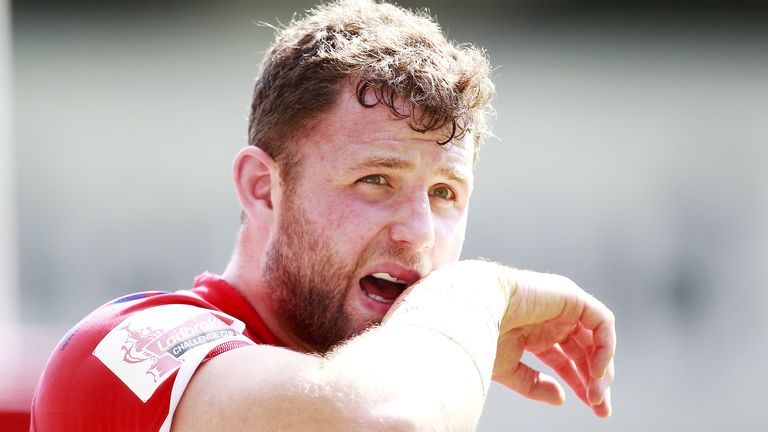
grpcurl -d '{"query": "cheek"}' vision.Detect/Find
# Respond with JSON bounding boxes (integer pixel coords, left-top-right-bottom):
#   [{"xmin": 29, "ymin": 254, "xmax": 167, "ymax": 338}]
[
  {"xmin": 434, "ymin": 212, "xmax": 468, "ymax": 263},
  {"xmin": 305, "ymin": 193, "xmax": 386, "ymax": 250}
]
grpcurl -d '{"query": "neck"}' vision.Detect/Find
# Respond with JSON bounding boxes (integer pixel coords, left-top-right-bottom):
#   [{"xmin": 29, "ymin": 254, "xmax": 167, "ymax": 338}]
[{"xmin": 223, "ymin": 227, "xmax": 316, "ymax": 354}]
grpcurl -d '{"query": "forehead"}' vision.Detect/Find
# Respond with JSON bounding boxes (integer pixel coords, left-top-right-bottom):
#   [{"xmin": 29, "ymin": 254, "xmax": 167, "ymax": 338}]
[{"xmin": 296, "ymin": 85, "xmax": 475, "ymax": 175}]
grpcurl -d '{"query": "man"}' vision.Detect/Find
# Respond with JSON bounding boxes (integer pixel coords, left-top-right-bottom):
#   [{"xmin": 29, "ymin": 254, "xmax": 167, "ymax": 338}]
[{"xmin": 31, "ymin": 1, "xmax": 615, "ymax": 430}]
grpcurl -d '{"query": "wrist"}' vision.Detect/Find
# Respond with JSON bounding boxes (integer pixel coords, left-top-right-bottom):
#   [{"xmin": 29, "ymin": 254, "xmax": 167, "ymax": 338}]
[{"xmin": 382, "ymin": 260, "xmax": 513, "ymax": 395}]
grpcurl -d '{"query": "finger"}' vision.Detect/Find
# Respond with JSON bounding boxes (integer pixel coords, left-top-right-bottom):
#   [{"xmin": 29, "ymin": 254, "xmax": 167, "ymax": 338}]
[
  {"xmin": 566, "ymin": 325, "xmax": 605, "ymax": 405},
  {"xmin": 567, "ymin": 325, "xmax": 614, "ymax": 406},
  {"xmin": 591, "ymin": 387, "xmax": 612, "ymax": 418},
  {"xmin": 569, "ymin": 324, "xmax": 593, "ymax": 348},
  {"xmin": 559, "ymin": 332, "xmax": 592, "ymax": 385},
  {"xmin": 578, "ymin": 298, "xmax": 616, "ymax": 379},
  {"xmin": 535, "ymin": 345, "xmax": 588, "ymax": 405},
  {"xmin": 493, "ymin": 361, "xmax": 566, "ymax": 406},
  {"xmin": 587, "ymin": 360, "xmax": 614, "ymax": 406}
]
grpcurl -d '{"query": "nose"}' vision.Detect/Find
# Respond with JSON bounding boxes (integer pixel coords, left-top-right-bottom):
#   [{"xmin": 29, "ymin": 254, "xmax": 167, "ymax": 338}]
[{"xmin": 389, "ymin": 190, "xmax": 436, "ymax": 251}]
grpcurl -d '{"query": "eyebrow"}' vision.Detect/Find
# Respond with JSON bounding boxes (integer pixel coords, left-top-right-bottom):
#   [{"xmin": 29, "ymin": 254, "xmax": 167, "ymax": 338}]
[
  {"xmin": 437, "ymin": 166, "xmax": 470, "ymax": 185},
  {"xmin": 348, "ymin": 156, "xmax": 469, "ymax": 186},
  {"xmin": 349, "ymin": 157, "xmax": 411, "ymax": 171}
]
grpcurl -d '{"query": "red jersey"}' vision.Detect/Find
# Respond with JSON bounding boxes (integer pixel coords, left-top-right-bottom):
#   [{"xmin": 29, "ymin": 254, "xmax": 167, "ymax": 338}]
[{"xmin": 30, "ymin": 273, "xmax": 283, "ymax": 431}]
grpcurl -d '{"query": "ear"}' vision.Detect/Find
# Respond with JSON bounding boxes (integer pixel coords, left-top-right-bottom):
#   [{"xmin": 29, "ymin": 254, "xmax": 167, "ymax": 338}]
[{"xmin": 233, "ymin": 146, "xmax": 280, "ymax": 224}]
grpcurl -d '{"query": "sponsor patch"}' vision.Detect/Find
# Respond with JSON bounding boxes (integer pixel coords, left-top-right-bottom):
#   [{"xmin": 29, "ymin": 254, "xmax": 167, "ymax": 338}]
[{"xmin": 93, "ymin": 304, "xmax": 252, "ymax": 402}]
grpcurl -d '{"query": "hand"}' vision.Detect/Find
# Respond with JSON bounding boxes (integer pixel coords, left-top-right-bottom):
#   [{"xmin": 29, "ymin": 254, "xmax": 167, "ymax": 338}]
[{"xmin": 492, "ymin": 269, "xmax": 616, "ymax": 417}]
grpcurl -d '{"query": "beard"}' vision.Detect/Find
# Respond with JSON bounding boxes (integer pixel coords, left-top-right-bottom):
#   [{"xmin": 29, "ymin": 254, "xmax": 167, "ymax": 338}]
[
  {"xmin": 262, "ymin": 190, "xmax": 426, "ymax": 354},
  {"xmin": 262, "ymin": 209, "xmax": 357, "ymax": 354}
]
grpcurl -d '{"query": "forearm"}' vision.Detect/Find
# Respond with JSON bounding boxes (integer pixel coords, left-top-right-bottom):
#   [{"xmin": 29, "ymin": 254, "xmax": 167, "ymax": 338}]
[
  {"xmin": 174, "ymin": 261, "xmax": 515, "ymax": 431},
  {"xmin": 320, "ymin": 260, "xmax": 513, "ymax": 430}
]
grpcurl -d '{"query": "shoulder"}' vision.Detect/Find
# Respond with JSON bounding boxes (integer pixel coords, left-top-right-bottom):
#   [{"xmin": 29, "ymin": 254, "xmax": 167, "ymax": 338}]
[{"xmin": 31, "ymin": 291, "xmax": 254, "ymax": 432}]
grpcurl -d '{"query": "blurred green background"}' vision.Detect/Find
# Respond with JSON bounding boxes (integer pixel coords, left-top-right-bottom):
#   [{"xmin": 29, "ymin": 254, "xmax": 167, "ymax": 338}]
[{"xmin": 2, "ymin": 0, "xmax": 767, "ymax": 430}]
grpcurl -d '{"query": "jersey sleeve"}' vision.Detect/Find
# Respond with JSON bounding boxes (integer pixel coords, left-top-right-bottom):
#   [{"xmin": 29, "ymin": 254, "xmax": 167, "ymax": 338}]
[{"xmin": 31, "ymin": 297, "xmax": 255, "ymax": 432}]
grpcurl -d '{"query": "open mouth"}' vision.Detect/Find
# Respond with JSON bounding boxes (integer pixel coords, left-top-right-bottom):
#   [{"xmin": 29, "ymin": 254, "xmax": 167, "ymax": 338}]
[{"xmin": 359, "ymin": 272, "xmax": 409, "ymax": 304}]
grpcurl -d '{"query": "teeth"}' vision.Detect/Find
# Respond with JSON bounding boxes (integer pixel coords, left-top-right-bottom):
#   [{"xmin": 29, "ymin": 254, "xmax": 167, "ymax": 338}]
[
  {"xmin": 365, "ymin": 291, "xmax": 396, "ymax": 303},
  {"xmin": 371, "ymin": 272, "xmax": 406, "ymax": 284}
]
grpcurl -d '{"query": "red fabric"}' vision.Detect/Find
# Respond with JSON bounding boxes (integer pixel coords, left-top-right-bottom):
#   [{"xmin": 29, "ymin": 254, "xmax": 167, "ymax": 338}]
[
  {"xmin": 191, "ymin": 272, "xmax": 283, "ymax": 347},
  {"xmin": 0, "ymin": 410, "xmax": 30, "ymax": 432},
  {"xmin": 30, "ymin": 274, "xmax": 283, "ymax": 432}
]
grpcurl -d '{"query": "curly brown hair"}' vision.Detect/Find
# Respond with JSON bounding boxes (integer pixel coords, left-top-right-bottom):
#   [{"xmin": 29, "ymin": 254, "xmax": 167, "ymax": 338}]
[{"xmin": 249, "ymin": 0, "xmax": 495, "ymax": 181}]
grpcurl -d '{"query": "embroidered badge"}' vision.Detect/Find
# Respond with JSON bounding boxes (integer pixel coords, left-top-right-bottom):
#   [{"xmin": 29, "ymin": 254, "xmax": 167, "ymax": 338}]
[{"xmin": 93, "ymin": 304, "xmax": 252, "ymax": 402}]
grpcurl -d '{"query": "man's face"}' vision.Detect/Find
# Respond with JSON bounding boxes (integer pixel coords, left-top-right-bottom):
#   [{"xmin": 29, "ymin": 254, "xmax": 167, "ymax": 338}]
[{"xmin": 262, "ymin": 86, "xmax": 475, "ymax": 353}]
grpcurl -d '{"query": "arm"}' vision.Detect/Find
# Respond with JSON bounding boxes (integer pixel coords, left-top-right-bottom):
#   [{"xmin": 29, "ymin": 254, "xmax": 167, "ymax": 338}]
[{"xmin": 171, "ymin": 260, "xmax": 615, "ymax": 431}]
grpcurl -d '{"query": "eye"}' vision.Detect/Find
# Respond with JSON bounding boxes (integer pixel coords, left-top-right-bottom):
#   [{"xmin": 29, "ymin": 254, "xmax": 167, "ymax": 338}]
[
  {"xmin": 358, "ymin": 174, "xmax": 389, "ymax": 186},
  {"xmin": 430, "ymin": 184, "xmax": 455, "ymax": 201}
]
